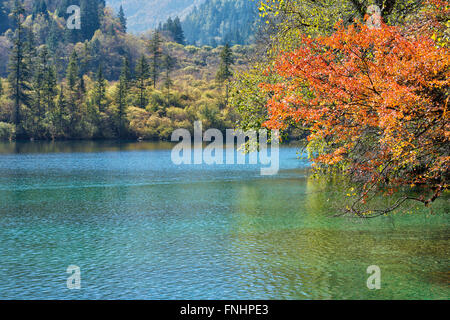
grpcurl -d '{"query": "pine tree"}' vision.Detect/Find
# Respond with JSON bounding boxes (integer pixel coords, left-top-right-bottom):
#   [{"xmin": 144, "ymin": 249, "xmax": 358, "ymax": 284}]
[
  {"xmin": 78, "ymin": 75, "xmax": 86, "ymax": 97},
  {"xmin": 47, "ymin": 19, "xmax": 60, "ymax": 53},
  {"xmin": 24, "ymin": 28, "xmax": 37, "ymax": 67},
  {"xmin": 0, "ymin": 78, "xmax": 3, "ymax": 97},
  {"xmin": 80, "ymin": 0, "xmax": 100, "ymax": 41},
  {"xmin": 115, "ymin": 73, "xmax": 128, "ymax": 139},
  {"xmin": 93, "ymin": 65, "xmax": 106, "ymax": 113},
  {"xmin": 216, "ymin": 44, "xmax": 234, "ymax": 105},
  {"xmin": 149, "ymin": 31, "xmax": 162, "ymax": 89},
  {"xmin": 165, "ymin": 17, "xmax": 174, "ymax": 34},
  {"xmin": 172, "ymin": 17, "xmax": 185, "ymax": 45},
  {"xmin": 8, "ymin": 0, "xmax": 32, "ymax": 135},
  {"xmin": 115, "ymin": 59, "xmax": 130, "ymax": 138},
  {"xmin": 66, "ymin": 50, "xmax": 82, "ymax": 136},
  {"xmin": 55, "ymin": 84, "xmax": 68, "ymax": 138},
  {"xmin": 135, "ymin": 55, "xmax": 150, "ymax": 109},
  {"xmin": 31, "ymin": 48, "xmax": 45, "ymax": 138},
  {"xmin": 160, "ymin": 16, "xmax": 185, "ymax": 45},
  {"xmin": 121, "ymin": 56, "xmax": 132, "ymax": 88},
  {"xmin": 67, "ymin": 51, "xmax": 79, "ymax": 91},
  {"xmin": 42, "ymin": 62, "xmax": 57, "ymax": 131},
  {"xmin": 162, "ymin": 53, "xmax": 175, "ymax": 107},
  {"xmin": 118, "ymin": 5, "xmax": 127, "ymax": 33},
  {"xmin": 29, "ymin": 46, "xmax": 57, "ymax": 139}
]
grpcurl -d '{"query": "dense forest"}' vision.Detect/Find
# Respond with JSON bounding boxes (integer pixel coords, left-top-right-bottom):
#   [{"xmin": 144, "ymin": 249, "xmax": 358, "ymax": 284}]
[
  {"xmin": 182, "ymin": 0, "xmax": 259, "ymax": 46},
  {"xmin": 106, "ymin": 0, "xmax": 259, "ymax": 46},
  {"xmin": 0, "ymin": 0, "xmax": 253, "ymax": 141},
  {"xmin": 106, "ymin": 0, "xmax": 206, "ymax": 34}
]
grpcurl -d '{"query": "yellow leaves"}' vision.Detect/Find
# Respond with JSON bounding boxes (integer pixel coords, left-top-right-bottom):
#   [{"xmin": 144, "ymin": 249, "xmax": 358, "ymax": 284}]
[{"xmin": 259, "ymin": 17, "xmax": 449, "ymax": 201}]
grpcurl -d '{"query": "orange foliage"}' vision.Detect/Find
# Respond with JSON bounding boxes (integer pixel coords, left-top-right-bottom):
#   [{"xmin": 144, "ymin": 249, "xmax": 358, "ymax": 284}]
[{"xmin": 261, "ymin": 20, "xmax": 449, "ymax": 208}]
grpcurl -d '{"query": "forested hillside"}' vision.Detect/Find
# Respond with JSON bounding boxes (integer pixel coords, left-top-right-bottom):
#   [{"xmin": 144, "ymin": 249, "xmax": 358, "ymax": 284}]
[
  {"xmin": 106, "ymin": 0, "xmax": 206, "ymax": 34},
  {"xmin": 0, "ymin": 0, "xmax": 130, "ymax": 79},
  {"xmin": 0, "ymin": 0, "xmax": 253, "ymax": 141},
  {"xmin": 105, "ymin": 0, "xmax": 258, "ymax": 46},
  {"xmin": 182, "ymin": 0, "xmax": 259, "ymax": 46}
]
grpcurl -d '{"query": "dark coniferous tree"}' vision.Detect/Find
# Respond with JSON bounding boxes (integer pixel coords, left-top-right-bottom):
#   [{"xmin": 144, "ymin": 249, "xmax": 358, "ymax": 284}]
[
  {"xmin": 80, "ymin": 0, "xmax": 100, "ymax": 40},
  {"xmin": 55, "ymin": 84, "xmax": 68, "ymax": 138},
  {"xmin": 118, "ymin": 5, "xmax": 127, "ymax": 33},
  {"xmin": 135, "ymin": 55, "xmax": 150, "ymax": 109},
  {"xmin": 115, "ymin": 58, "xmax": 130, "ymax": 138},
  {"xmin": 149, "ymin": 31, "xmax": 162, "ymax": 89},
  {"xmin": 172, "ymin": 17, "xmax": 185, "ymax": 45},
  {"xmin": 216, "ymin": 43, "xmax": 234, "ymax": 105},
  {"xmin": 8, "ymin": 0, "xmax": 32, "ymax": 134},
  {"xmin": 31, "ymin": 46, "xmax": 57, "ymax": 139},
  {"xmin": 162, "ymin": 53, "xmax": 176, "ymax": 107},
  {"xmin": 65, "ymin": 50, "xmax": 83, "ymax": 136},
  {"xmin": 93, "ymin": 65, "xmax": 106, "ymax": 113},
  {"xmin": 159, "ymin": 16, "xmax": 185, "ymax": 45}
]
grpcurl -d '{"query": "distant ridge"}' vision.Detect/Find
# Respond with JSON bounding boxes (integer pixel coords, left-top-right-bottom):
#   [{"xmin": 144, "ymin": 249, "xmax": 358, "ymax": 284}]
[
  {"xmin": 106, "ymin": 0, "xmax": 206, "ymax": 34},
  {"xmin": 182, "ymin": 0, "xmax": 258, "ymax": 46}
]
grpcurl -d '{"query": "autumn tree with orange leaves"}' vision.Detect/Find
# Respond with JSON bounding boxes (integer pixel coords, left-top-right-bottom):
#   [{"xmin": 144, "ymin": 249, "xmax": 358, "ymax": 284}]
[{"xmin": 260, "ymin": 2, "xmax": 449, "ymax": 217}]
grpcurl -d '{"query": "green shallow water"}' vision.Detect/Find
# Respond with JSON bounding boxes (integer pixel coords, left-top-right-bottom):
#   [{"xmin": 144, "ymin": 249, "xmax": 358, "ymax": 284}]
[{"xmin": 0, "ymin": 141, "xmax": 448, "ymax": 299}]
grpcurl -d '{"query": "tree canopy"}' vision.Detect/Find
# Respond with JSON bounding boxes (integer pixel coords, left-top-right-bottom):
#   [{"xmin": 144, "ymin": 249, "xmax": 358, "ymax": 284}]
[{"xmin": 232, "ymin": 0, "xmax": 449, "ymax": 215}]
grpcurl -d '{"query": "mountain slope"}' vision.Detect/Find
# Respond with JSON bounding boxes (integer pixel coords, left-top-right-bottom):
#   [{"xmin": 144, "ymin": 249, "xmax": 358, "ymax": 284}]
[
  {"xmin": 182, "ymin": 0, "xmax": 258, "ymax": 46},
  {"xmin": 106, "ymin": 0, "xmax": 206, "ymax": 33}
]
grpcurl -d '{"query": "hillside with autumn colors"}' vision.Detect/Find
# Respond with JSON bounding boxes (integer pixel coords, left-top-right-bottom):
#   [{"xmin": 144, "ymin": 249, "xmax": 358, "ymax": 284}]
[
  {"xmin": 0, "ymin": 0, "xmax": 253, "ymax": 141},
  {"xmin": 0, "ymin": 0, "xmax": 448, "ymax": 215},
  {"xmin": 0, "ymin": 0, "xmax": 449, "ymax": 304}
]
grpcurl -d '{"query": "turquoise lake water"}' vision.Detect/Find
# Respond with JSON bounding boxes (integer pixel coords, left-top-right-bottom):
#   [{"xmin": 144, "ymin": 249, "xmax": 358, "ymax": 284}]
[{"xmin": 0, "ymin": 141, "xmax": 448, "ymax": 299}]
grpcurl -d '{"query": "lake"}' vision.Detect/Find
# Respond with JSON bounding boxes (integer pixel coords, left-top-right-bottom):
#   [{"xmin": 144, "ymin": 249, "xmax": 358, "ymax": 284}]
[{"xmin": 0, "ymin": 141, "xmax": 448, "ymax": 299}]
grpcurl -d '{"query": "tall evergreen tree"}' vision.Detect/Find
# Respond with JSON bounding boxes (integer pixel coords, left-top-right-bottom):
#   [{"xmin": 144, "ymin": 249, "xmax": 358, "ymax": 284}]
[
  {"xmin": 80, "ymin": 0, "xmax": 100, "ymax": 40},
  {"xmin": 93, "ymin": 65, "xmax": 106, "ymax": 113},
  {"xmin": 149, "ymin": 31, "xmax": 162, "ymax": 89},
  {"xmin": 115, "ymin": 58, "xmax": 130, "ymax": 138},
  {"xmin": 31, "ymin": 47, "xmax": 46, "ymax": 137},
  {"xmin": 172, "ymin": 17, "xmax": 185, "ymax": 45},
  {"xmin": 8, "ymin": 0, "xmax": 32, "ymax": 135},
  {"xmin": 121, "ymin": 56, "xmax": 132, "ymax": 88},
  {"xmin": 162, "ymin": 53, "xmax": 175, "ymax": 107},
  {"xmin": 47, "ymin": 19, "xmax": 60, "ymax": 53},
  {"xmin": 41, "ymin": 57, "xmax": 58, "ymax": 133},
  {"xmin": 118, "ymin": 5, "xmax": 127, "ymax": 33},
  {"xmin": 55, "ymin": 84, "xmax": 68, "ymax": 138},
  {"xmin": 135, "ymin": 55, "xmax": 150, "ymax": 109},
  {"xmin": 67, "ymin": 51, "xmax": 79, "ymax": 91},
  {"xmin": 29, "ymin": 46, "xmax": 57, "ymax": 139},
  {"xmin": 216, "ymin": 44, "xmax": 234, "ymax": 105},
  {"xmin": 159, "ymin": 16, "xmax": 185, "ymax": 45},
  {"xmin": 65, "ymin": 50, "xmax": 83, "ymax": 136}
]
